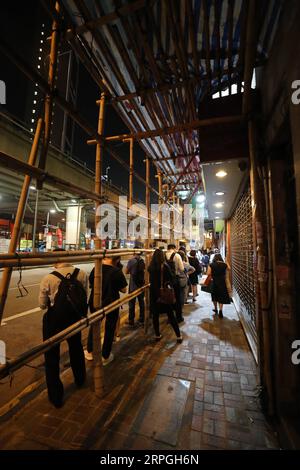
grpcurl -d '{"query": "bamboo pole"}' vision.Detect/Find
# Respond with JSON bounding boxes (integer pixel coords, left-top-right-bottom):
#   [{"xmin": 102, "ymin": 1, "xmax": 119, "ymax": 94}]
[
  {"xmin": 145, "ymin": 158, "xmax": 151, "ymax": 248},
  {"xmin": 93, "ymin": 93, "xmax": 106, "ymax": 397},
  {"xmin": 157, "ymin": 171, "xmax": 163, "ymax": 239},
  {"xmin": 0, "ymin": 118, "xmax": 44, "ymax": 323},
  {"xmin": 38, "ymin": 1, "xmax": 60, "ymax": 173},
  {"xmin": 92, "ymin": 115, "xmax": 243, "ymax": 142},
  {"xmin": 248, "ymin": 120, "xmax": 274, "ymax": 415},
  {"xmin": 128, "ymin": 138, "xmax": 134, "ymax": 207}
]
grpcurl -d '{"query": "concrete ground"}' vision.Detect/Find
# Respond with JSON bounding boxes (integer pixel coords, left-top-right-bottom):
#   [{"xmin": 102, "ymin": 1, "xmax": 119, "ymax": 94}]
[{"xmin": 0, "ymin": 289, "xmax": 279, "ymax": 450}]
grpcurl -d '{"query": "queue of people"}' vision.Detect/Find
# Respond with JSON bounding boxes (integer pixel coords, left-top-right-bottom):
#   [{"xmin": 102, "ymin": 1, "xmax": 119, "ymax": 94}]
[{"xmin": 38, "ymin": 245, "xmax": 232, "ymax": 407}]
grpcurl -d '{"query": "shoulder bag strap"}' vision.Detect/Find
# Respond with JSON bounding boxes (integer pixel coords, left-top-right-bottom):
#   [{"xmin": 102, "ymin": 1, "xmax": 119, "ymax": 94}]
[
  {"xmin": 71, "ymin": 267, "xmax": 80, "ymax": 280},
  {"xmin": 51, "ymin": 271, "xmax": 65, "ymax": 281}
]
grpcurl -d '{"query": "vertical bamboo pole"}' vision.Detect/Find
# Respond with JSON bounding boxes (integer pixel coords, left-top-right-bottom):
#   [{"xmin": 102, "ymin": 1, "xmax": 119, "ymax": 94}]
[
  {"xmin": 145, "ymin": 158, "xmax": 151, "ymax": 248},
  {"xmin": 93, "ymin": 93, "xmax": 106, "ymax": 397},
  {"xmin": 129, "ymin": 138, "xmax": 134, "ymax": 208},
  {"xmin": 0, "ymin": 118, "xmax": 44, "ymax": 323},
  {"xmin": 38, "ymin": 1, "xmax": 60, "ymax": 172},
  {"xmin": 248, "ymin": 120, "xmax": 274, "ymax": 415},
  {"xmin": 157, "ymin": 171, "xmax": 163, "ymax": 240},
  {"xmin": 144, "ymin": 158, "xmax": 151, "ymax": 333}
]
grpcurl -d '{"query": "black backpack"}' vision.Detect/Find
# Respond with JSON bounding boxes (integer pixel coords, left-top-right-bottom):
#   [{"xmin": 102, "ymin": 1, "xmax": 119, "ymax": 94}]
[
  {"xmin": 132, "ymin": 257, "xmax": 145, "ymax": 287},
  {"xmin": 51, "ymin": 268, "xmax": 88, "ymax": 320},
  {"xmin": 166, "ymin": 252, "xmax": 177, "ymax": 283}
]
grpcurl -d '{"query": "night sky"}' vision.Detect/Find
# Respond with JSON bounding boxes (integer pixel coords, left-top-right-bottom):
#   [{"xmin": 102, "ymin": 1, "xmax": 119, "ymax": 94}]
[{"xmin": 0, "ymin": 1, "xmax": 158, "ymax": 203}]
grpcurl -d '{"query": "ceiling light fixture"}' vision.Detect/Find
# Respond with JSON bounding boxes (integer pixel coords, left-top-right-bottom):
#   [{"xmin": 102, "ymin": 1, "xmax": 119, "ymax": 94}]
[
  {"xmin": 214, "ymin": 202, "xmax": 224, "ymax": 208},
  {"xmin": 215, "ymin": 191, "xmax": 225, "ymax": 196},
  {"xmin": 216, "ymin": 170, "xmax": 227, "ymax": 178}
]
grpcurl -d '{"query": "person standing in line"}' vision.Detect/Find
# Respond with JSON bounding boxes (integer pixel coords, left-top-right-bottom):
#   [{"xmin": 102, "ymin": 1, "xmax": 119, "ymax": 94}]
[
  {"xmin": 85, "ymin": 256, "xmax": 127, "ymax": 364},
  {"xmin": 148, "ymin": 249, "xmax": 182, "ymax": 342},
  {"xmin": 188, "ymin": 250, "xmax": 202, "ymax": 301},
  {"xmin": 165, "ymin": 244, "xmax": 185, "ymax": 323},
  {"xmin": 178, "ymin": 250, "xmax": 195, "ymax": 305},
  {"xmin": 201, "ymin": 250, "xmax": 210, "ymax": 274},
  {"xmin": 206, "ymin": 253, "xmax": 232, "ymax": 318},
  {"xmin": 39, "ymin": 250, "xmax": 88, "ymax": 408},
  {"xmin": 125, "ymin": 252, "xmax": 145, "ymax": 327}
]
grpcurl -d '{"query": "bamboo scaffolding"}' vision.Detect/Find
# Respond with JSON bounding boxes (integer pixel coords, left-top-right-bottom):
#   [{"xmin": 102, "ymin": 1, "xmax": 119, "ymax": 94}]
[
  {"xmin": 145, "ymin": 158, "xmax": 151, "ymax": 247},
  {"xmin": 96, "ymin": 115, "xmax": 243, "ymax": 142}
]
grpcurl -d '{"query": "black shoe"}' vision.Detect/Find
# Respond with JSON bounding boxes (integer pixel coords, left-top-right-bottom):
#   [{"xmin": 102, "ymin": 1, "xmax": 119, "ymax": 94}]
[
  {"xmin": 218, "ymin": 310, "xmax": 223, "ymax": 318},
  {"xmin": 177, "ymin": 317, "xmax": 184, "ymax": 323},
  {"xmin": 212, "ymin": 309, "xmax": 218, "ymax": 314},
  {"xmin": 49, "ymin": 397, "xmax": 64, "ymax": 408}
]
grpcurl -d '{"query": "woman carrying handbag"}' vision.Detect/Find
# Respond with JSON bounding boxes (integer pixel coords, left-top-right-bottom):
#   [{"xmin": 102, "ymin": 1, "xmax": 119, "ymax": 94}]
[{"xmin": 148, "ymin": 249, "xmax": 183, "ymax": 343}]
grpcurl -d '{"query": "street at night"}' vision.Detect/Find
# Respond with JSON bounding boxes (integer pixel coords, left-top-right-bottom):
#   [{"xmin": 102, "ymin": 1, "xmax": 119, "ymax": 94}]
[{"xmin": 0, "ymin": 0, "xmax": 300, "ymax": 462}]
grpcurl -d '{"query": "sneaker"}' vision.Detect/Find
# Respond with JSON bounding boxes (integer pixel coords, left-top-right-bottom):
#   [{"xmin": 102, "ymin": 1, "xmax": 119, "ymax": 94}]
[
  {"xmin": 84, "ymin": 350, "xmax": 93, "ymax": 361},
  {"xmin": 176, "ymin": 335, "xmax": 183, "ymax": 343},
  {"xmin": 102, "ymin": 353, "xmax": 114, "ymax": 366}
]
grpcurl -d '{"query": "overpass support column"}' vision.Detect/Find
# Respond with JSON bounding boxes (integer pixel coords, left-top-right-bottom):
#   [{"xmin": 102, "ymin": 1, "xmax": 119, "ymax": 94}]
[{"xmin": 65, "ymin": 205, "xmax": 82, "ymax": 249}]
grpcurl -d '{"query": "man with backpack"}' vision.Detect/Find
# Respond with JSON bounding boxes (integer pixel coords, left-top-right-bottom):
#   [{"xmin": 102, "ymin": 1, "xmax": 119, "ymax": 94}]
[
  {"xmin": 165, "ymin": 244, "xmax": 185, "ymax": 323},
  {"xmin": 125, "ymin": 252, "xmax": 145, "ymax": 327},
  {"xmin": 85, "ymin": 256, "xmax": 127, "ymax": 364},
  {"xmin": 39, "ymin": 250, "xmax": 88, "ymax": 408}
]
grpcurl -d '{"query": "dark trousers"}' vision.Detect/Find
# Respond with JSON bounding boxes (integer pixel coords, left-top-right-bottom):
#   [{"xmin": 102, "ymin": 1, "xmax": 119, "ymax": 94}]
[
  {"xmin": 150, "ymin": 294, "xmax": 180, "ymax": 337},
  {"xmin": 43, "ymin": 308, "xmax": 86, "ymax": 405},
  {"xmin": 87, "ymin": 308, "xmax": 119, "ymax": 359},
  {"xmin": 128, "ymin": 292, "xmax": 145, "ymax": 323},
  {"xmin": 173, "ymin": 280, "xmax": 183, "ymax": 321}
]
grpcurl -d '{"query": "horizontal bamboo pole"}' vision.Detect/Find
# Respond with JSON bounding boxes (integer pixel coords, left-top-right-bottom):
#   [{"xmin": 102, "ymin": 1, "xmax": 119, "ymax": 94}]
[
  {"xmin": 87, "ymin": 115, "xmax": 244, "ymax": 143},
  {"xmin": 0, "ymin": 284, "xmax": 149, "ymax": 380},
  {"xmin": 0, "ymin": 251, "xmax": 155, "ymax": 268},
  {"xmin": 0, "ymin": 248, "xmax": 152, "ymax": 261}
]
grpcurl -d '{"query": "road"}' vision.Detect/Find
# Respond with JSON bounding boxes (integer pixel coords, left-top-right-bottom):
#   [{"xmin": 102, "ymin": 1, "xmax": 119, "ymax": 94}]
[{"xmin": 0, "ymin": 261, "xmax": 131, "ymax": 411}]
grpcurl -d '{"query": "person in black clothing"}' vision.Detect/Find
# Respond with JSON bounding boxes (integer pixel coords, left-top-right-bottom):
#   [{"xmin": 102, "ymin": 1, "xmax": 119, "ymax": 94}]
[
  {"xmin": 207, "ymin": 253, "xmax": 231, "ymax": 318},
  {"xmin": 188, "ymin": 250, "xmax": 202, "ymax": 301},
  {"xmin": 148, "ymin": 249, "xmax": 182, "ymax": 342},
  {"xmin": 85, "ymin": 256, "xmax": 127, "ymax": 365}
]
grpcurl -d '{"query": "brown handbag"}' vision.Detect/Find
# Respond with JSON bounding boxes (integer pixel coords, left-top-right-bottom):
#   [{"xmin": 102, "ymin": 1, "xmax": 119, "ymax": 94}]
[
  {"xmin": 157, "ymin": 263, "xmax": 176, "ymax": 305},
  {"xmin": 203, "ymin": 273, "xmax": 212, "ymax": 286}
]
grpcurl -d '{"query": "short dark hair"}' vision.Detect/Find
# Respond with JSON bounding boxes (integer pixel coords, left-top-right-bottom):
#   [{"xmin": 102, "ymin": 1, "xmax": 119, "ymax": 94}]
[
  {"xmin": 190, "ymin": 250, "xmax": 197, "ymax": 257},
  {"xmin": 167, "ymin": 243, "xmax": 176, "ymax": 250},
  {"xmin": 213, "ymin": 253, "xmax": 224, "ymax": 263}
]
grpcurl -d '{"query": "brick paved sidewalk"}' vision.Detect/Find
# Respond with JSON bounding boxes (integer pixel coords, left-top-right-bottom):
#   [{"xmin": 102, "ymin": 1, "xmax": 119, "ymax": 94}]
[{"xmin": 0, "ymin": 292, "xmax": 279, "ymax": 450}]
